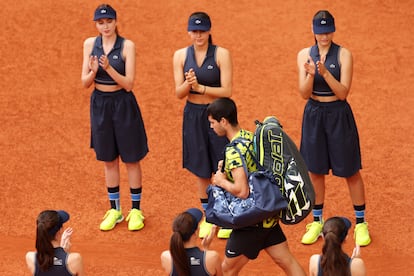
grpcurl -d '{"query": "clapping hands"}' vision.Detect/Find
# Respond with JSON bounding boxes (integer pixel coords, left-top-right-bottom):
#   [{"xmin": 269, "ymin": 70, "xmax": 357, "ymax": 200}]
[
  {"xmin": 201, "ymin": 225, "xmax": 218, "ymax": 250},
  {"xmin": 60, "ymin": 227, "xmax": 73, "ymax": 252},
  {"xmin": 351, "ymin": 243, "xmax": 361, "ymax": 258}
]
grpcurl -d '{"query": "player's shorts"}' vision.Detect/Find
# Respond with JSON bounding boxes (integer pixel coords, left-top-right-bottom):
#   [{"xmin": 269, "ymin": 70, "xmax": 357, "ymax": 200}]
[
  {"xmin": 300, "ymin": 99, "xmax": 362, "ymax": 177},
  {"xmin": 182, "ymin": 101, "xmax": 229, "ymax": 179},
  {"xmin": 225, "ymin": 222, "xmax": 287, "ymax": 260},
  {"xmin": 90, "ymin": 88, "xmax": 148, "ymax": 163}
]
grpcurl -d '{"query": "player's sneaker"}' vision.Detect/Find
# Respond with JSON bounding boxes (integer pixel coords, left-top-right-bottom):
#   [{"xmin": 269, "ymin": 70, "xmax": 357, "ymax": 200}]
[
  {"xmin": 217, "ymin": 228, "xmax": 232, "ymax": 239},
  {"xmin": 354, "ymin": 222, "xmax": 371, "ymax": 246},
  {"xmin": 301, "ymin": 221, "xmax": 323, "ymax": 244},
  {"xmin": 100, "ymin": 209, "xmax": 123, "ymax": 231},
  {"xmin": 198, "ymin": 219, "xmax": 213, "ymax": 238},
  {"xmin": 126, "ymin": 209, "xmax": 145, "ymax": 231}
]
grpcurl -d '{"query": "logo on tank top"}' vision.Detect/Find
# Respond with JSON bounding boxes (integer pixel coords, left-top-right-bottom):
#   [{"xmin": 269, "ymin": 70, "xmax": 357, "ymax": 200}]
[
  {"xmin": 112, "ymin": 55, "xmax": 119, "ymax": 60},
  {"xmin": 207, "ymin": 65, "xmax": 214, "ymax": 70},
  {"xmin": 53, "ymin": 257, "xmax": 63, "ymax": 266},
  {"xmin": 329, "ymin": 64, "xmax": 335, "ymax": 69},
  {"xmin": 190, "ymin": 257, "xmax": 201, "ymax": 265}
]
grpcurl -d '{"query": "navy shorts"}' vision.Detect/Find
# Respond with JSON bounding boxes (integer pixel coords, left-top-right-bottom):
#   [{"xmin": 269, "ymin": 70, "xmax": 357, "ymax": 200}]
[
  {"xmin": 225, "ymin": 223, "xmax": 287, "ymax": 260},
  {"xmin": 90, "ymin": 88, "xmax": 148, "ymax": 163},
  {"xmin": 182, "ymin": 101, "xmax": 229, "ymax": 178},
  {"xmin": 300, "ymin": 99, "xmax": 362, "ymax": 177}
]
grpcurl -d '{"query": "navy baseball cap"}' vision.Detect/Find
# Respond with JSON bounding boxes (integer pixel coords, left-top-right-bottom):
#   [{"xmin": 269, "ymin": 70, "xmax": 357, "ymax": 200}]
[
  {"xmin": 49, "ymin": 210, "xmax": 70, "ymax": 236},
  {"xmin": 94, "ymin": 6, "xmax": 117, "ymax": 21},
  {"xmin": 339, "ymin": 216, "xmax": 351, "ymax": 242},
  {"xmin": 188, "ymin": 17, "xmax": 211, "ymax": 31},
  {"xmin": 313, "ymin": 17, "xmax": 335, "ymax": 34},
  {"xmin": 185, "ymin": 208, "xmax": 203, "ymax": 234}
]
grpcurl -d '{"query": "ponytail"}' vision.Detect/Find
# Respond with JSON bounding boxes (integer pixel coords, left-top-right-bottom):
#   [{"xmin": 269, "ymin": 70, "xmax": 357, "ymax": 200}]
[
  {"xmin": 169, "ymin": 212, "xmax": 196, "ymax": 276},
  {"xmin": 320, "ymin": 217, "xmax": 352, "ymax": 276},
  {"xmin": 35, "ymin": 211, "xmax": 59, "ymax": 272}
]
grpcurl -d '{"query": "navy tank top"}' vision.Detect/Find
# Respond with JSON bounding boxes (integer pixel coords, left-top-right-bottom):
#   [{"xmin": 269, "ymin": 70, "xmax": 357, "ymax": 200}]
[
  {"xmin": 171, "ymin": 247, "xmax": 210, "ymax": 276},
  {"xmin": 310, "ymin": 42, "xmax": 341, "ymax": 97},
  {"xmin": 91, "ymin": 35, "xmax": 126, "ymax": 85},
  {"xmin": 317, "ymin": 254, "xmax": 352, "ymax": 276},
  {"xmin": 34, "ymin": 247, "xmax": 73, "ymax": 276},
  {"xmin": 184, "ymin": 44, "xmax": 221, "ymax": 94}
]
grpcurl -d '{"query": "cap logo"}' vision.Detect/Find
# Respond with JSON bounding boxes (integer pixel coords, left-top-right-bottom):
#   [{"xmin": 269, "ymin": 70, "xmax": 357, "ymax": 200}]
[
  {"xmin": 320, "ymin": 19, "xmax": 327, "ymax": 25},
  {"xmin": 101, "ymin": 9, "xmax": 107, "ymax": 14},
  {"xmin": 195, "ymin": 19, "xmax": 201, "ymax": 25}
]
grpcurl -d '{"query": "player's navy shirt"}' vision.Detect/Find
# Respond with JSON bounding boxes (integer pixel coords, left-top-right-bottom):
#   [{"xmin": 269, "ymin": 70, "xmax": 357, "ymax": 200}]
[
  {"xmin": 184, "ymin": 44, "xmax": 221, "ymax": 94},
  {"xmin": 91, "ymin": 35, "xmax": 126, "ymax": 85},
  {"xmin": 310, "ymin": 42, "xmax": 341, "ymax": 97},
  {"xmin": 171, "ymin": 247, "xmax": 210, "ymax": 276},
  {"xmin": 34, "ymin": 247, "xmax": 73, "ymax": 276}
]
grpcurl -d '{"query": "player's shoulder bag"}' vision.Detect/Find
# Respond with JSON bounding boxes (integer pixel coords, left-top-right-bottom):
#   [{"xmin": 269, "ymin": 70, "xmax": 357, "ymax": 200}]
[
  {"xmin": 206, "ymin": 138, "xmax": 287, "ymax": 229},
  {"xmin": 254, "ymin": 116, "xmax": 315, "ymax": 225}
]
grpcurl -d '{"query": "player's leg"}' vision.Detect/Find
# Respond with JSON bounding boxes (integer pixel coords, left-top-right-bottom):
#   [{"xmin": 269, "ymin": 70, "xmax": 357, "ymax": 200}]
[
  {"xmin": 124, "ymin": 161, "xmax": 145, "ymax": 231},
  {"xmin": 197, "ymin": 176, "xmax": 214, "ymax": 238},
  {"xmin": 301, "ymin": 172, "xmax": 325, "ymax": 244},
  {"xmin": 222, "ymin": 255, "xmax": 249, "ymax": 276},
  {"xmin": 300, "ymin": 99, "xmax": 328, "ymax": 244},
  {"xmin": 100, "ymin": 158, "xmax": 124, "ymax": 231},
  {"xmin": 265, "ymin": 242, "xmax": 306, "ymax": 276},
  {"xmin": 346, "ymin": 171, "xmax": 371, "ymax": 246}
]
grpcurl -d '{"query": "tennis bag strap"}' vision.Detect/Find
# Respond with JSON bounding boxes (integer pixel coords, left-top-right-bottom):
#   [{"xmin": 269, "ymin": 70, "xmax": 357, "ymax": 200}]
[
  {"xmin": 222, "ymin": 138, "xmax": 271, "ymax": 176},
  {"xmin": 254, "ymin": 116, "xmax": 315, "ymax": 225}
]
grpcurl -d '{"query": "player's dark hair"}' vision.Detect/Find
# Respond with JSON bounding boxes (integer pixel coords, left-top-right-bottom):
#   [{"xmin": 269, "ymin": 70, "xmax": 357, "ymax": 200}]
[
  {"xmin": 35, "ymin": 210, "xmax": 59, "ymax": 272},
  {"xmin": 320, "ymin": 217, "xmax": 351, "ymax": 276},
  {"xmin": 169, "ymin": 212, "xmax": 196, "ymax": 276},
  {"xmin": 313, "ymin": 10, "xmax": 334, "ymax": 20},
  {"xmin": 207, "ymin": 97, "xmax": 238, "ymax": 126},
  {"xmin": 189, "ymin": 11, "xmax": 213, "ymax": 44}
]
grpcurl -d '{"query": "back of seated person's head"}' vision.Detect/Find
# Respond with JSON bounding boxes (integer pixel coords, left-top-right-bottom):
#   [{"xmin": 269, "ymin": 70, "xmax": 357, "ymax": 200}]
[
  {"xmin": 35, "ymin": 210, "xmax": 69, "ymax": 272},
  {"xmin": 170, "ymin": 208, "xmax": 203, "ymax": 275},
  {"xmin": 321, "ymin": 217, "xmax": 352, "ymax": 276}
]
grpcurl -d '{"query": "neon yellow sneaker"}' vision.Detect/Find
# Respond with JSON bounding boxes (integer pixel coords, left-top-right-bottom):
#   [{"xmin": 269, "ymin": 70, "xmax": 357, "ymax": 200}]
[
  {"xmin": 301, "ymin": 221, "xmax": 323, "ymax": 244},
  {"xmin": 217, "ymin": 228, "xmax": 232, "ymax": 239},
  {"xmin": 126, "ymin": 209, "xmax": 145, "ymax": 231},
  {"xmin": 100, "ymin": 209, "xmax": 123, "ymax": 231},
  {"xmin": 354, "ymin": 222, "xmax": 371, "ymax": 246},
  {"xmin": 199, "ymin": 219, "xmax": 213, "ymax": 238}
]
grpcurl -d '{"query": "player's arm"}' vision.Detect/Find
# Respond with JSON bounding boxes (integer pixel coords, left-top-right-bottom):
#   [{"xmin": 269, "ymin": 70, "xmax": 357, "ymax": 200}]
[
  {"xmin": 297, "ymin": 47, "xmax": 315, "ymax": 99},
  {"xmin": 350, "ymin": 258, "xmax": 366, "ymax": 276},
  {"xmin": 308, "ymin": 254, "xmax": 319, "ymax": 276},
  {"xmin": 25, "ymin": 252, "xmax": 35, "ymax": 274},
  {"xmin": 81, "ymin": 37, "xmax": 98, "ymax": 88},
  {"xmin": 160, "ymin": 250, "xmax": 172, "ymax": 275},
  {"xmin": 213, "ymin": 166, "xmax": 249, "ymax": 199},
  {"xmin": 206, "ymin": 250, "xmax": 223, "ymax": 276},
  {"xmin": 319, "ymin": 47, "xmax": 353, "ymax": 100},
  {"xmin": 67, "ymin": 252, "xmax": 84, "ymax": 276},
  {"xmin": 173, "ymin": 48, "xmax": 192, "ymax": 99},
  {"xmin": 104, "ymin": 39, "xmax": 136, "ymax": 91}
]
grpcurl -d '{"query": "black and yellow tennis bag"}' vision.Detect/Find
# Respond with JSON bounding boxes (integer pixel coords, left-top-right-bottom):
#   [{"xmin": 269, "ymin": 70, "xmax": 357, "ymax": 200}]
[{"xmin": 254, "ymin": 116, "xmax": 315, "ymax": 225}]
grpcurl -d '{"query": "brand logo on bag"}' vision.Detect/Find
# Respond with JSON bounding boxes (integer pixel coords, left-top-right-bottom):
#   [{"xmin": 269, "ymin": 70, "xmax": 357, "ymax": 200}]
[
  {"xmin": 284, "ymin": 159, "xmax": 312, "ymax": 222},
  {"xmin": 267, "ymin": 129, "xmax": 284, "ymax": 187}
]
